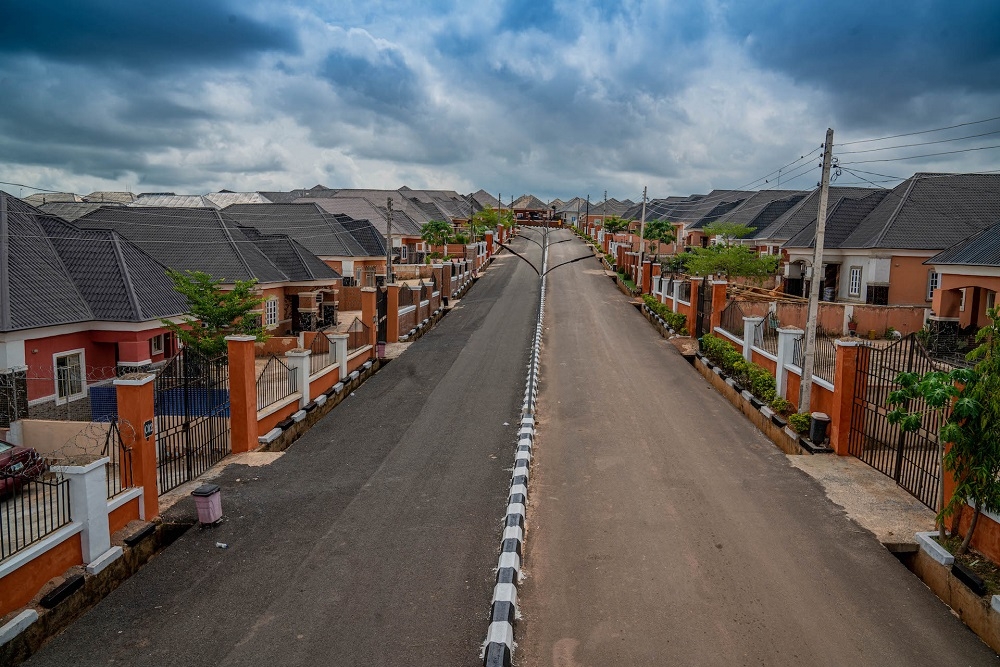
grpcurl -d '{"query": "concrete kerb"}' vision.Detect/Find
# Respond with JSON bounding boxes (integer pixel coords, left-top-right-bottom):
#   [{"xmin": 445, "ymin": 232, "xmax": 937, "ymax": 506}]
[{"xmin": 483, "ymin": 272, "xmax": 546, "ymax": 666}]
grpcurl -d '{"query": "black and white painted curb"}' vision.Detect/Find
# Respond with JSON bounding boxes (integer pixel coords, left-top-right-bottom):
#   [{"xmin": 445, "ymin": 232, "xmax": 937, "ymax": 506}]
[{"xmin": 482, "ymin": 253, "xmax": 547, "ymax": 667}]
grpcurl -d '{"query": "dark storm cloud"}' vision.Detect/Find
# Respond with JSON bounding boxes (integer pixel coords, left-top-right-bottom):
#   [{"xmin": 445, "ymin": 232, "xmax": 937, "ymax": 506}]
[
  {"xmin": 0, "ymin": 0, "xmax": 299, "ymax": 71},
  {"xmin": 724, "ymin": 1, "xmax": 1000, "ymax": 124},
  {"xmin": 319, "ymin": 47, "xmax": 420, "ymax": 114}
]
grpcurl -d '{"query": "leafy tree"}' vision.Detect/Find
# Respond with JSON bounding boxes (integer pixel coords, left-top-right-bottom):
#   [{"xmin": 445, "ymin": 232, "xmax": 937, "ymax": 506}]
[
  {"xmin": 661, "ymin": 252, "xmax": 690, "ymax": 275},
  {"xmin": 703, "ymin": 221, "xmax": 753, "ymax": 246},
  {"xmin": 889, "ymin": 307, "xmax": 1000, "ymax": 551},
  {"xmin": 454, "ymin": 232, "xmax": 471, "ymax": 244},
  {"xmin": 421, "ymin": 219, "xmax": 453, "ymax": 255},
  {"xmin": 602, "ymin": 215, "xmax": 631, "ymax": 235},
  {"xmin": 684, "ymin": 244, "xmax": 779, "ymax": 281},
  {"xmin": 471, "ymin": 207, "xmax": 514, "ymax": 232},
  {"xmin": 162, "ymin": 270, "xmax": 266, "ymax": 357},
  {"xmin": 642, "ymin": 218, "xmax": 676, "ymax": 259}
]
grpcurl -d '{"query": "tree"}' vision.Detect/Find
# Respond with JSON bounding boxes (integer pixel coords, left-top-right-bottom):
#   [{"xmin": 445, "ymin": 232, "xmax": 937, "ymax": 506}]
[
  {"xmin": 471, "ymin": 206, "xmax": 514, "ymax": 232},
  {"xmin": 421, "ymin": 219, "xmax": 453, "ymax": 257},
  {"xmin": 642, "ymin": 218, "xmax": 676, "ymax": 259},
  {"xmin": 602, "ymin": 215, "xmax": 631, "ymax": 235},
  {"xmin": 889, "ymin": 307, "xmax": 1000, "ymax": 551},
  {"xmin": 703, "ymin": 221, "xmax": 753, "ymax": 246},
  {"xmin": 684, "ymin": 244, "xmax": 779, "ymax": 282},
  {"xmin": 162, "ymin": 270, "xmax": 266, "ymax": 357}
]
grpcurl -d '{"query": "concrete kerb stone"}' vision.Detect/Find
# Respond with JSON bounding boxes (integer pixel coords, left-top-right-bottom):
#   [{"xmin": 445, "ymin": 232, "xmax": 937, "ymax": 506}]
[{"xmin": 916, "ymin": 531, "xmax": 955, "ymax": 566}]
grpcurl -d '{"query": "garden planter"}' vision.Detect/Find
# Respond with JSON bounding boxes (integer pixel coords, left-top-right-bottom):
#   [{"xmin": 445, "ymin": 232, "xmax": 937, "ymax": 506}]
[{"xmin": 771, "ymin": 414, "xmax": 788, "ymax": 428}]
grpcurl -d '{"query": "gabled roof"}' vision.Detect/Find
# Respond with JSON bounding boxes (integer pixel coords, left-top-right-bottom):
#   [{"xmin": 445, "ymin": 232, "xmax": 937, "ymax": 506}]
[
  {"xmin": 659, "ymin": 190, "xmax": 754, "ymax": 225},
  {"xmin": 554, "ymin": 197, "xmax": 588, "ymax": 214},
  {"xmin": 688, "ymin": 190, "xmax": 807, "ymax": 231},
  {"xmin": 131, "ymin": 194, "xmax": 219, "ymax": 208},
  {"xmin": 297, "ymin": 197, "xmax": 424, "ymax": 238},
  {"xmin": 85, "ymin": 191, "xmax": 137, "ymax": 204},
  {"xmin": 402, "ymin": 189, "xmax": 474, "ymax": 220},
  {"xmin": 754, "ymin": 187, "xmax": 876, "ymax": 242},
  {"xmin": 338, "ymin": 217, "xmax": 388, "ymax": 256},
  {"xmin": 39, "ymin": 201, "xmax": 126, "ymax": 222},
  {"xmin": 235, "ymin": 226, "xmax": 341, "ymax": 281},
  {"xmin": 23, "ymin": 192, "xmax": 84, "ymax": 205},
  {"xmin": 588, "ymin": 198, "xmax": 632, "ymax": 218},
  {"xmin": 222, "ymin": 203, "xmax": 369, "ymax": 258},
  {"xmin": 839, "ymin": 173, "xmax": 1000, "ymax": 250},
  {"xmin": 0, "ymin": 192, "xmax": 186, "ymax": 332},
  {"xmin": 512, "ymin": 194, "xmax": 548, "ymax": 211},
  {"xmin": 75, "ymin": 206, "xmax": 290, "ymax": 284},
  {"xmin": 926, "ymin": 222, "xmax": 1000, "ymax": 268},
  {"xmin": 327, "ymin": 189, "xmax": 435, "ymax": 225},
  {"xmin": 37, "ymin": 215, "xmax": 188, "ymax": 322},
  {"xmin": 783, "ymin": 191, "xmax": 892, "ymax": 249},
  {"xmin": 204, "ymin": 191, "xmax": 270, "ymax": 207}
]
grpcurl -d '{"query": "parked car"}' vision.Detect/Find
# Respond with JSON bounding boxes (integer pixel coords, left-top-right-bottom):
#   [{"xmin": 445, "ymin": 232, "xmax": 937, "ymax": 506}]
[{"xmin": 0, "ymin": 440, "xmax": 47, "ymax": 498}]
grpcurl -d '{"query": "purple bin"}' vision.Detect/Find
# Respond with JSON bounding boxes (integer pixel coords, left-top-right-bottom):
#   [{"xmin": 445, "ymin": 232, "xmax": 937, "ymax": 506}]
[{"xmin": 191, "ymin": 484, "xmax": 223, "ymax": 525}]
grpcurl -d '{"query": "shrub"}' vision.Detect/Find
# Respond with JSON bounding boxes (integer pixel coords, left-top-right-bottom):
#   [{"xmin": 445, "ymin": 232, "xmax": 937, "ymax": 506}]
[
  {"xmin": 788, "ymin": 412, "xmax": 811, "ymax": 434},
  {"xmin": 701, "ymin": 334, "xmax": 778, "ymax": 403},
  {"xmin": 770, "ymin": 397, "xmax": 793, "ymax": 415},
  {"xmin": 643, "ymin": 295, "xmax": 687, "ymax": 333}
]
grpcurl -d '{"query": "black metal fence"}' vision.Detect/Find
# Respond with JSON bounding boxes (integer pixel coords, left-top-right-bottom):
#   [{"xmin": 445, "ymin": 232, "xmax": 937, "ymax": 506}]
[
  {"xmin": 346, "ymin": 317, "xmax": 370, "ymax": 352},
  {"xmin": 720, "ymin": 301, "xmax": 745, "ymax": 337},
  {"xmin": 0, "ymin": 472, "xmax": 71, "ymax": 560},
  {"xmin": 753, "ymin": 315, "xmax": 779, "ymax": 356},
  {"xmin": 103, "ymin": 420, "xmax": 134, "ymax": 499},
  {"xmin": 257, "ymin": 355, "xmax": 297, "ymax": 410},
  {"xmin": 678, "ymin": 281, "xmax": 692, "ymax": 303},
  {"xmin": 849, "ymin": 335, "xmax": 942, "ymax": 509},
  {"xmin": 792, "ymin": 335, "xmax": 837, "ymax": 383},
  {"xmin": 398, "ymin": 285, "xmax": 414, "ymax": 308},
  {"xmin": 308, "ymin": 333, "xmax": 336, "ymax": 375},
  {"xmin": 154, "ymin": 349, "xmax": 231, "ymax": 495}
]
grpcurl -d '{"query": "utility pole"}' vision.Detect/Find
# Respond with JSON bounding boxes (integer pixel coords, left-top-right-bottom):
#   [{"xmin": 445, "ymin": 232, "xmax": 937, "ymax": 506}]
[
  {"xmin": 637, "ymin": 186, "xmax": 648, "ymax": 289},
  {"xmin": 799, "ymin": 128, "xmax": 834, "ymax": 415},
  {"xmin": 386, "ymin": 196, "xmax": 394, "ymax": 284}
]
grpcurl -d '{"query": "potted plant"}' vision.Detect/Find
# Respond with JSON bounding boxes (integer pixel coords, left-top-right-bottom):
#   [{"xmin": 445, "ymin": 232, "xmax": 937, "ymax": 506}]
[{"xmin": 847, "ymin": 314, "xmax": 858, "ymax": 335}]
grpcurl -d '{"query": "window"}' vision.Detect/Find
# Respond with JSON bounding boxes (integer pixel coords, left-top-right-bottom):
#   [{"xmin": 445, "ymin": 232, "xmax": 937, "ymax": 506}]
[
  {"xmin": 54, "ymin": 350, "xmax": 85, "ymax": 404},
  {"xmin": 150, "ymin": 334, "xmax": 164, "ymax": 355},
  {"xmin": 960, "ymin": 288, "xmax": 967, "ymax": 312},
  {"xmin": 926, "ymin": 271, "xmax": 940, "ymax": 301},
  {"xmin": 265, "ymin": 298, "xmax": 278, "ymax": 326},
  {"xmin": 400, "ymin": 245, "xmax": 408, "ymax": 260},
  {"xmin": 849, "ymin": 267, "xmax": 862, "ymax": 297},
  {"xmin": 988, "ymin": 291, "xmax": 996, "ymax": 311}
]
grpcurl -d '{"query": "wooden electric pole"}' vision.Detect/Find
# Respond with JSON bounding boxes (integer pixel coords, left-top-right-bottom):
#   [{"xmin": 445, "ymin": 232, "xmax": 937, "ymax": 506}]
[
  {"xmin": 798, "ymin": 128, "xmax": 834, "ymax": 414},
  {"xmin": 386, "ymin": 197, "xmax": 394, "ymax": 284},
  {"xmin": 637, "ymin": 186, "xmax": 648, "ymax": 287}
]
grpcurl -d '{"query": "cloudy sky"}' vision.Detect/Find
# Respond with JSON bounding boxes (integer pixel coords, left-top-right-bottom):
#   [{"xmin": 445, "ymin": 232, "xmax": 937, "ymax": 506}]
[{"xmin": 1, "ymin": 0, "xmax": 998, "ymax": 202}]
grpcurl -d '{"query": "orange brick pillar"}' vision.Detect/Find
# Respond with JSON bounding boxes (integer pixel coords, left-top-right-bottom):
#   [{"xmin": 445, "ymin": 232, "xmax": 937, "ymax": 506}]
[
  {"xmin": 114, "ymin": 373, "xmax": 158, "ymax": 521},
  {"xmin": 709, "ymin": 280, "xmax": 728, "ymax": 333},
  {"xmin": 386, "ymin": 284, "xmax": 401, "ymax": 343},
  {"xmin": 829, "ymin": 339, "xmax": 861, "ymax": 456},
  {"xmin": 361, "ymin": 287, "xmax": 378, "ymax": 358},
  {"xmin": 687, "ymin": 278, "xmax": 702, "ymax": 334},
  {"xmin": 641, "ymin": 260, "xmax": 652, "ymax": 294},
  {"xmin": 226, "ymin": 335, "xmax": 258, "ymax": 454}
]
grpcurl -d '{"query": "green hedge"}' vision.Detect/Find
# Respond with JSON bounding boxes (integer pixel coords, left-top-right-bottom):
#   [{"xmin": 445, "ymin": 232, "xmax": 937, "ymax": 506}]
[
  {"xmin": 700, "ymin": 333, "xmax": 780, "ymax": 407},
  {"xmin": 642, "ymin": 294, "xmax": 688, "ymax": 335}
]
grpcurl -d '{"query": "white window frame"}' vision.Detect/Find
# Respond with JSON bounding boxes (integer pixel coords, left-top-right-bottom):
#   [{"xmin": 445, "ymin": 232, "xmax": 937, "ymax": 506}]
[
  {"xmin": 926, "ymin": 271, "xmax": 940, "ymax": 301},
  {"xmin": 265, "ymin": 298, "xmax": 278, "ymax": 326},
  {"xmin": 53, "ymin": 348, "xmax": 86, "ymax": 405},
  {"xmin": 150, "ymin": 334, "xmax": 164, "ymax": 355},
  {"xmin": 849, "ymin": 267, "xmax": 862, "ymax": 297},
  {"xmin": 400, "ymin": 245, "xmax": 408, "ymax": 260},
  {"xmin": 988, "ymin": 291, "xmax": 996, "ymax": 311}
]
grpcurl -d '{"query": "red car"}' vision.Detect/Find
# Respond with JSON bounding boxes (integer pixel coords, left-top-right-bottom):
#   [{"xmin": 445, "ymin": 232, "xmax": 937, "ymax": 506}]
[{"xmin": 0, "ymin": 440, "xmax": 47, "ymax": 498}]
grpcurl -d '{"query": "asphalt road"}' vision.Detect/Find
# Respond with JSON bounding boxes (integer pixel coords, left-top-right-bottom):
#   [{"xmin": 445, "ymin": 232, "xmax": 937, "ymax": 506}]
[
  {"xmin": 27, "ymin": 243, "xmax": 541, "ymax": 667},
  {"xmin": 517, "ymin": 230, "xmax": 998, "ymax": 666}
]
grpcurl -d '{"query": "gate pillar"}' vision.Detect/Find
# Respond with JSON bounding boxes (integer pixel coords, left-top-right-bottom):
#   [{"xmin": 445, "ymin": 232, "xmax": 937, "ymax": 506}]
[
  {"xmin": 709, "ymin": 281, "xmax": 728, "ymax": 333},
  {"xmin": 361, "ymin": 288, "xmax": 378, "ymax": 358},
  {"xmin": 386, "ymin": 285, "xmax": 401, "ymax": 344},
  {"xmin": 226, "ymin": 335, "xmax": 258, "ymax": 454},
  {"xmin": 743, "ymin": 317, "xmax": 763, "ymax": 361},
  {"xmin": 114, "ymin": 373, "xmax": 158, "ymax": 521},
  {"xmin": 830, "ymin": 339, "xmax": 862, "ymax": 456}
]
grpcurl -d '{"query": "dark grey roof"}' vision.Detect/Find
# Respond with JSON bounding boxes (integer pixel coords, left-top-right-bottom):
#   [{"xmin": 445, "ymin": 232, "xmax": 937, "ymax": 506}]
[
  {"xmin": 688, "ymin": 190, "xmax": 806, "ymax": 230},
  {"xmin": 204, "ymin": 192, "xmax": 269, "ymax": 207},
  {"xmin": 328, "ymin": 190, "xmax": 435, "ymax": 224},
  {"xmin": 926, "ymin": 222, "xmax": 1000, "ymax": 267},
  {"xmin": 38, "ymin": 215, "xmax": 187, "ymax": 322},
  {"xmin": 39, "ymin": 201, "xmax": 126, "ymax": 222},
  {"xmin": 85, "ymin": 191, "xmax": 137, "ymax": 204},
  {"xmin": 298, "ymin": 197, "xmax": 424, "ymax": 238},
  {"xmin": 839, "ymin": 173, "xmax": 1000, "ymax": 250},
  {"xmin": 75, "ymin": 206, "xmax": 289, "ymax": 284},
  {"xmin": 235, "ymin": 226, "xmax": 341, "ymax": 281},
  {"xmin": 754, "ymin": 187, "xmax": 876, "ymax": 242},
  {"xmin": 131, "ymin": 194, "xmax": 218, "ymax": 208},
  {"xmin": 222, "ymin": 203, "xmax": 369, "ymax": 258},
  {"xmin": 0, "ymin": 192, "xmax": 186, "ymax": 332},
  {"xmin": 402, "ymin": 189, "xmax": 474, "ymax": 220},
  {"xmin": 783, "ymin": 191, "xmax": 892, "ymax": 249},
  {"xmin": 468, "ymin": 190, "xmax": 501, "ymax": 210},
  {"xmin": 22, "ymin": 192, "xmax": 84, "ymax": 205},
  {"xmin": 659, "ymin": 190, "xmax": 754, "ymax": 225},
  {"xmin": 338, "ymin": 218, "xmax": 388, "ymax": 256},
  {"xmin": 588, "ymin": 198, "xmax": 632, "ymax": 218}
]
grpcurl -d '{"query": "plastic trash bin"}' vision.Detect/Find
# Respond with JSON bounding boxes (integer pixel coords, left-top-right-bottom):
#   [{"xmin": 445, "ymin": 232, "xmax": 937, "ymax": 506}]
[
  {"xmin": 191, "ymin": 484, "xmax": 223, "ymax": 525},
  {"xmin": 809, "ymin": 412, "xmax": 831, "ymax": 444}
]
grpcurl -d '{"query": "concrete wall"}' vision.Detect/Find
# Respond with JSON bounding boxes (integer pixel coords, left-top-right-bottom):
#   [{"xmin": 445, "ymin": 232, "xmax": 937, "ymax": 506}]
[{"xmin": 10, "ymin": 420, "xmax": 110, "ymax": 456}]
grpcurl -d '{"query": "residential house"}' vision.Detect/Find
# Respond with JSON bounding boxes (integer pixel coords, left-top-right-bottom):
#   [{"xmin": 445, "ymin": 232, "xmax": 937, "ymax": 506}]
[
  {"xmin": 0, "ymin": 192, "xmax": 188, "ymax": 424},
  {"xmin": 512, "ymin": 194, "xmax": 551, "ymax": 223}
]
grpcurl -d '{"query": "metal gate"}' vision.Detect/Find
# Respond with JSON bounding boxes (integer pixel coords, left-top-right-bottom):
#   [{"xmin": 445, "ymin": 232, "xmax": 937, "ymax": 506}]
[
  {"xmin": 154, "ymin": 348, "xmax": 231, "ymax": 495},
  {"xmin": 848, "ymin": 334, "xmax": 943, "ymax": 509},
  {"xmin": 696, "ymin": 279, "xmax": 712, "ymax": 337},
  {"xmin": 376, "ymin": 286, "xmax": 388, "ymax": 342}
]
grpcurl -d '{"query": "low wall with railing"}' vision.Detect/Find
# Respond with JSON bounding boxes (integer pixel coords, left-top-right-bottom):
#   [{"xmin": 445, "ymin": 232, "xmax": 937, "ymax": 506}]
[{"xmin": 7, "ymin": 420, "xmax": 110, "ymax": 456}]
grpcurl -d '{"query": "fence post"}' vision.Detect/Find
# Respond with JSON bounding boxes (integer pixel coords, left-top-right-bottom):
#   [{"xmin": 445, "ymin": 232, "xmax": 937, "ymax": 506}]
[
  {"xmin": 829, "ymin": 339, "xmax": 861, "ymax": 456},
  {"xmin": 330, "ymin": 334, "xmax": 349, "ymax": 381},
  {"xmin": 361, "ymin": 287, "xmax": 377, "ymax": 357},
  {"xmin": 386, "ymin": 284, "xmax": 401, "ymax": 344},
  {"xmin": 776, "ymin": 327, "xmax": 803, "ymax": 401},
  {"xmin": 50, "ymin": 457, "xmax": 112, "ymax": 565},
  {"xmin": 710, "ymin": 281, "xmax": 728, "ymax": 333},
  {"xmin": 114, "ymin": 373, "xmax": 158, "ymax": 521},
  {"xmin": 226, "ymin": 335, "xmax": 258, "ymax": 454},
  {"xmin": 671, "ymin": 279, "xmax": 681, "ymax": 313},
  {"xmin": 284, "ymin": 349, "xmax": 311, "ymax": 408},
  {"xmin": 687, "ymin": 278, "xmax": 702, "ymax": 333},
  {"xmin": 641, "ymin": 260, "xmax": 652, "ymax": 294},
  {"xmin": 743, "ymin": 316, "xmax": 762, "ymax": 361}
]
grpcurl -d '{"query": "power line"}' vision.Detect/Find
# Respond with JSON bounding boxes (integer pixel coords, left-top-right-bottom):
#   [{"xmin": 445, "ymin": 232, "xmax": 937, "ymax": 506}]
[
  {"xmin": 840, "ymin": 143, "xmax": 1000, "ymax": 165},
  {"xmin": 839, "ymin": 115, "xmax": 1000, "ymax": 146},
  {"xmin": 836, "ymin": 128, "xmax": 1000, "ymax": 155}
]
